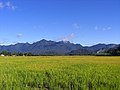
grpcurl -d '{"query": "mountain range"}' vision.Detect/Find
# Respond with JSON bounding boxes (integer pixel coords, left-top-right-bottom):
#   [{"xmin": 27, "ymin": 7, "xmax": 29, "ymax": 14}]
[{"xmin": 0, "ymin": 39, "xmax": 119, "ymax": 55}]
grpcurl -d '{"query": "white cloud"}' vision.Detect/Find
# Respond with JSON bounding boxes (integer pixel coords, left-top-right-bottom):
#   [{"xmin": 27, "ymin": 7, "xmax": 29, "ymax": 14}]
[
  {"xmin": 95, "ymin": 25, "xmax": 112, "ymax": 31},
  {"xmin": 107, "ymin": 27, "xmax": 112, "ymax": 30},
  {"xmin": 102, "ymin": 26, "xmax": 112, "ymax": 31},
  {"xmin": 17, "ymin": 33, "xmax": 23, "ymax": 38},
  {"xmin": 102, "ymin": 27, "xmax": 106, "ymax": 31},
  {"xmin": 5, "ymin": 1, "xmax": 16, "ymax": 10},
  {"xmin": 0, "ymin": 39, "xmax": 8, "ymax": 45},
  {"xmin": 0, "ymin": 41, "xmax": 5, "ymax": 44},
  {"xmin": 12, "ymin": 41, "xmax": 19, "ymax": 44},
  {"xmin": 0, "ymin": 1, "xmax": 16, "ymax": 10},
  {"xmin": 73, "ymin": 23, "xmax": 80, "ymax": 29},
  {"xmin": 62, "ymin": 33, "xmax": 75, "ymax": 42},
  {"xmin": 94, "ymin": 26, "xmax": 98, "ymax": 30},
  {"xmin": 0, "ymin": 2, "xmax": 4, "ymax": 9}
]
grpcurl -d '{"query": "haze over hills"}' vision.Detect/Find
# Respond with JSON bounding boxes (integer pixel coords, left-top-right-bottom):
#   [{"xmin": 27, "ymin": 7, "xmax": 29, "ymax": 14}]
[{"xmin": 0, "ymin": 39, "xmax": 119, "ymax": 55}]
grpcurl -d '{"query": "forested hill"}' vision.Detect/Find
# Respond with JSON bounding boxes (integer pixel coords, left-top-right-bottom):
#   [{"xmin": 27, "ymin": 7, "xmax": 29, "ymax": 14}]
[{"xmin": 0, "ymin": 39, "xmax": 119, "ymax": 56}]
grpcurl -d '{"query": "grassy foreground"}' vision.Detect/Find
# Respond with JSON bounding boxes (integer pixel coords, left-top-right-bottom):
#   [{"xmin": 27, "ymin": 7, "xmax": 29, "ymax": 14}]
[{"xmin": 0, "ymin": 56, "xmax": 120, "ymax": 90}]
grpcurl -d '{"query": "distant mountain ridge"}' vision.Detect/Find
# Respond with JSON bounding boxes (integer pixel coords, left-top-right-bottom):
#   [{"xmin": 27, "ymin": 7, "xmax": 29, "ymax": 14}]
[
  {"xmin": 0, "ymin": 39, "xmax": 119, "ymax": 55},
  {"xmin": 84, "ymin": 44, "xmax": 117, "ymax": 53}
]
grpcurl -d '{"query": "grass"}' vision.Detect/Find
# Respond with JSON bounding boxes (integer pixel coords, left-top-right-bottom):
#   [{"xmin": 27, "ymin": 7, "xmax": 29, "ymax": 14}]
[{"xmin": 0, "ymin": 56, "xmax": 120, "ymax": 90}]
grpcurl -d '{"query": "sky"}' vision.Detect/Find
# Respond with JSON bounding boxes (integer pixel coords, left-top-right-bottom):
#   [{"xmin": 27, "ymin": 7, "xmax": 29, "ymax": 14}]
[{"xmin": 0, "ymin": 0, "xmax": 120, "ymax": 46}]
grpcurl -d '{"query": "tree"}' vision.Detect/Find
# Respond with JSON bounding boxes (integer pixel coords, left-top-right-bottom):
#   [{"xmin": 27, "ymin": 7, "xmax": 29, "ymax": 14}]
[
  {"xmin": 1, "ymin": 51, "xmax": 9, "ymax": 56},
  {"xmin": 12, "ymin": 52, "xmax": 17, "ymax": 56}
]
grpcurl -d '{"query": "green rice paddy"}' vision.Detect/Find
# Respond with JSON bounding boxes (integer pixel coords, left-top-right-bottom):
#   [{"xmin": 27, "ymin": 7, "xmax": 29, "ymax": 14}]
[{"xmin": 0, "ymin": 56, "xmax": 120, "ymax": 90}]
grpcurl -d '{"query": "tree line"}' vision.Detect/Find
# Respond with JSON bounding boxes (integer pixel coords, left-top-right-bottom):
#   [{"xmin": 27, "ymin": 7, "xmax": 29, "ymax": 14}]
[{"xmin": 0, "ymin": 51, "xmax": 33, "ymax": 56}]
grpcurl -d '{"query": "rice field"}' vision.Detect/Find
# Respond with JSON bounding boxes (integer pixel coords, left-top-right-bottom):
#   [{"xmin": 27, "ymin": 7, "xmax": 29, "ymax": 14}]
[{"xmin": 0, "ymin": 56, "xmax": 120, "ymax": 90}]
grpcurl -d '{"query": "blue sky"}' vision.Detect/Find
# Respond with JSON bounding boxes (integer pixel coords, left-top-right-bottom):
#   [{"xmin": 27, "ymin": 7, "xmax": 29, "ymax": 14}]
[{"xmin": 0, "ymin": 0, "xmax": 120, "ymax": 46}]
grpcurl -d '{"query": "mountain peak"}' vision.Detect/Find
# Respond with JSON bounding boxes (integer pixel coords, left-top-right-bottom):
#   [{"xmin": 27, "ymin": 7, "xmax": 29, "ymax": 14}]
[{"xmin": 40, "ymin": 39, "xmax": 47, "ymax": 42}]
